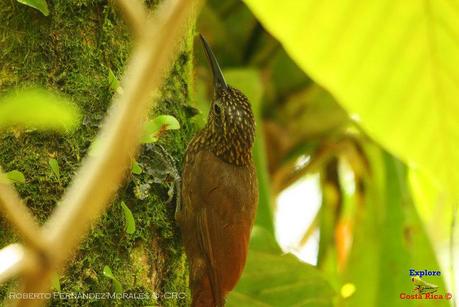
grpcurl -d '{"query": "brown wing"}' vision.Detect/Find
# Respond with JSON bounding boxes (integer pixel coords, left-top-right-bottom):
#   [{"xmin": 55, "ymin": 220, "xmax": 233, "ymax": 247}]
[{"xmin": 178, "ymin": 150, "xmax": 258, "ymax": 305}]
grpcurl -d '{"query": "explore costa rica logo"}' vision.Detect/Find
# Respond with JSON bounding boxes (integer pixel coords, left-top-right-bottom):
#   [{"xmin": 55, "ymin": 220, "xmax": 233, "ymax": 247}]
[{"xmin": 399, "ymin": 269, "xmax": 453, "ymax": 301}]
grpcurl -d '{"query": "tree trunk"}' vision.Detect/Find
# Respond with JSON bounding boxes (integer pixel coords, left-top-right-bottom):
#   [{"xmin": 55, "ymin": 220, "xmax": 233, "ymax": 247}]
[{"xmin": 0, "ymin": 1, "xmax": 194, "ymax": 306}]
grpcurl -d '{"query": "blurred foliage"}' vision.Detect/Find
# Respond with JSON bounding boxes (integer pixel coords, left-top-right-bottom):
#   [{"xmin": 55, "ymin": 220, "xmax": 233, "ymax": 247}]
[
  {"xmin": 196, "ymin": 0, "xmax": 456, "ymax": 306},
  {"xmin": 338, "ymin": 145, "xmax": 447, "ymax": 306},
  {"xmin": 228, "ymin": 227, "xmax": 336, "ymax": 306},
  {"xmin": 243, "ymin": 0, "xmax": 459, "ymax": 211},
  {"xmin": 0, "ymin": 88, "xmax": 80, "ymax": 132},
  {"xmin": 410, "ymin": 168, "xmax": 454, "ymax": 245}
]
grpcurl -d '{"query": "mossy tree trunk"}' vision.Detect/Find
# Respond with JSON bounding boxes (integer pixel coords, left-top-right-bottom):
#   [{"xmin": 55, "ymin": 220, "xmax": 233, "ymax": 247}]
[{"xmin": 0, "ymin": 1, "xmax": 194, "ymax": 306}]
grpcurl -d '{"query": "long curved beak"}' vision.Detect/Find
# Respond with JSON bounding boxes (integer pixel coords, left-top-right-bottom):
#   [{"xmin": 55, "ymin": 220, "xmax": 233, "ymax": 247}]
[{"xmin": 200, "ymin": 34, "xmax": 227, "ymax": 90}]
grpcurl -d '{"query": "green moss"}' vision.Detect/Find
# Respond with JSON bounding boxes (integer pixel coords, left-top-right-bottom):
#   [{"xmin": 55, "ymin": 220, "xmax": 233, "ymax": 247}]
[{"xmin": 0, "ymin": 1, "xmax": 194, "ymax": 306}]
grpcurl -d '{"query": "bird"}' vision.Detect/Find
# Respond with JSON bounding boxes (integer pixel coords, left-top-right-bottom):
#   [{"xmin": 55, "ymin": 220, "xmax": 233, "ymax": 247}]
[{"xmin": 175, "ymin": 34, "xmax": 258, "ymax": 307}]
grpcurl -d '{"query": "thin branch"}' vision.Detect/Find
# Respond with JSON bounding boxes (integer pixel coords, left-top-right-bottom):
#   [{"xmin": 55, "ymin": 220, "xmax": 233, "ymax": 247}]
[
  {"xmin": 299, "ymin": 210, "xmax": 320, "ymax": 247},
  {"xmin": 0, "ymin": 182, "xmax": 46, "ymax": 253}
]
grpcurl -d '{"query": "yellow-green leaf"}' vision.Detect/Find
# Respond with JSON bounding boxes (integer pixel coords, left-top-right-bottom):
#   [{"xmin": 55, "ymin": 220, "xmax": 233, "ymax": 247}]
[
  {"xmin": 51, "ymin": 273, "xmax": 61, "ymax": 292},
  {"xmin": 243, "ymin": 0, "xmax": 459, "ymax": 199},
  {"xmin": 16, "ymin": 0, "xmax": 49, "ymax": 16},
  {"xmin": 227, "ymin": 227, "xmax": 335, "ymax": 306},
  {"xmin": 102, "ymin": 265, "xmax": 123, "ymax": 293},
  {"xmin": 120, "ymin": 201, "xmax": 136, "ymax": 235},
  {"xmin": 340, "ymin": 146, "xmax": 448, "ymax": 306},
  {"xmin": 409, "ymin": 168, "xmax": 454, "ymax": 246},
  {"xmin": 108, "ymin": 68, "xmax": 123, "ymax": 94},
  {"xmin": 0, "ymin": 88, "xmax": 80, "ymax": 132},
  {"xmin": 141, "ymin": 115, "xmax": 180, "ymax": 144},
  {"xmin": 48, "ymin": 158, "xmax": 60, "ymax": 180},
  {"xmin": 131, "ymin": 160, "xmax": 142, "ymax": 175},
  {"xmin": 6, "ymin": 170, "xmax": 26, "ymax": 184}
]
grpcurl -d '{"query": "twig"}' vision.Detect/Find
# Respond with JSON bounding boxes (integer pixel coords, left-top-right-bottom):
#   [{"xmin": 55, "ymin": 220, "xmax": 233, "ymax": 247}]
[
  {"xmin": 0, "ymin": 182, "xmax": 46, "ymax": 253},
  {"xmin": 299, "ymin": 210, "xmax": 320, "ymax": 247}
]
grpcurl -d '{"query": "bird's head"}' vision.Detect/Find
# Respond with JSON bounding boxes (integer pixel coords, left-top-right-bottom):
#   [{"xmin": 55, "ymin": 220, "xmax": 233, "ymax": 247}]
[{"xmin": 200, "ymin": 35, "xmax": 255, "ymax": 153}]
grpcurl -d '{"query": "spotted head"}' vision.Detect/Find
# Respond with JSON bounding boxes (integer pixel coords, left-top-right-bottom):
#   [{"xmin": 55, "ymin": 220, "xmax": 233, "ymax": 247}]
[{"xmin": 199, "ymin": 35, "xmax": 255, "ymax": 166}]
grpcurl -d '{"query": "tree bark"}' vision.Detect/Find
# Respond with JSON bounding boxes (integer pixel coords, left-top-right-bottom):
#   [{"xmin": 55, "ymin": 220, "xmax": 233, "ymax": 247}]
[{"xmin": 0, "ymin": 1, "xmax": 194, "ymax": 306}]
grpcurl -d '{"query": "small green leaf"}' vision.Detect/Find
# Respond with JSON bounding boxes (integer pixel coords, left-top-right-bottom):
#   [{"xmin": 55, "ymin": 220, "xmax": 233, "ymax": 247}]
[
  {"xmin": 6, "ymin": 170, "xmax": 26, "ymax": 184},
  {"xmin": 48, "ymin": 158, "xmax": 60, "ymax": 180},
  {"xmin": 102, "ymin": 265, "xmax": 123, "ymax": 293},
  {"xmin": 0, "ymin": 88, "xmax": 80, "ymax": 132},
  {"xmin": 154, "ymin": 115, "xmax": 180, "ymax": 130},
  {"xmin": 51, "ymin": 273, "xmax": 61, "ymax": 292},
  {"xmin": 120, "ymin": 201, "xmax": 136, "ymax": 235},
  {"xmin": 16, "ymin": 0, "xmax": 49, "ymax": 16},
  {"xmin": 131, "ymin": 160, "xmax": 142, "ymax": 175},
  {"xmin": 141, "ymin": 133, "xmax": 159, "ymax": 144},
  {"xmin": 108, "ymin": 68, "xmax": 121, "ymax": 93},
  {"xmin": 141, "ymin": 115, "xmax": 180, "ymax": 144}
]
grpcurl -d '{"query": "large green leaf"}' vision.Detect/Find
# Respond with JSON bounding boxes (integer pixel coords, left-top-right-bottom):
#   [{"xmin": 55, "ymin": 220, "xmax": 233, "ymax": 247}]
[
  {"xmin": 243, "ymin": 0, "xmax": 459, "ymax": 199},
  {"xmin": 341, "ymin": 145, "xmax": 448, "ymax": 306},
  {"xmin": 409, "ymin": 168, "xmax": 454, "ymax": 245},
  {"xmin": 227, "ymin": 227, "xmax": 336, "ymax": 307}
]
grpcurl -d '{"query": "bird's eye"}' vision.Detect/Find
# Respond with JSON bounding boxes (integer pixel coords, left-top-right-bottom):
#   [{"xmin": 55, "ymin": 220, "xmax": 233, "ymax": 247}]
[{"xmin": 213, "ymin": 104, "xmax": 221, "ymax": 115}]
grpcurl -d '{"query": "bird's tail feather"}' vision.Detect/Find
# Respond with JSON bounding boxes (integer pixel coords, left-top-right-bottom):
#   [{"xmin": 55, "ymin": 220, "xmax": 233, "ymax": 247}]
[{"xmin": 192, "ymin": 275, "xmax": 224, "ymax": 307}]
